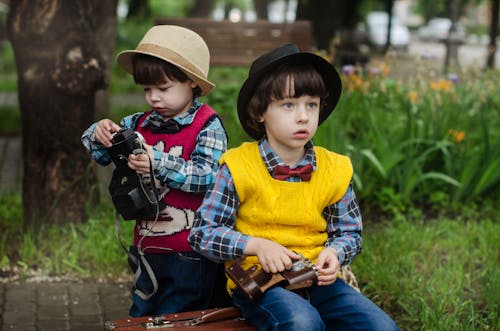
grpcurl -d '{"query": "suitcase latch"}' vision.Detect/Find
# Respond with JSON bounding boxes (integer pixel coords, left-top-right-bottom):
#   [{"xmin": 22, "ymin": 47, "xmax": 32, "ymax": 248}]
[{"xmin": 144, "ymin": 316, "xmax": 173, "ymax": 329}]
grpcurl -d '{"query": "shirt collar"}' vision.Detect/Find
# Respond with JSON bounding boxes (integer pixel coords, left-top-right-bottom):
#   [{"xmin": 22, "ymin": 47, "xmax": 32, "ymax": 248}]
[
  {"xmin": 140, "ymin": 99, "xmax": 201, "ymax": 128},
  {"xmin": 258, "ymin": 137, "xmax": 316, "ymax": 175}
]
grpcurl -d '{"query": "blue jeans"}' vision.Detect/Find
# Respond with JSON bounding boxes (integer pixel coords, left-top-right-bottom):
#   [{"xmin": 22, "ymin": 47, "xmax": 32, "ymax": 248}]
[
  {"xmin": 129, "ymin": 246, "xmax": 221, "ymax": 317},
  {"xmin": 232, "ymin": 279, "xmax": 399, "ymax": 331}
]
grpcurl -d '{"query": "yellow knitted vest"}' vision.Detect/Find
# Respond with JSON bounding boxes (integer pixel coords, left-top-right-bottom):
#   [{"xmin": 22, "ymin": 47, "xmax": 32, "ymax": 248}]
[{"xmin": 221, "ymin": 142, "xmax": 353, "ymax": 291}]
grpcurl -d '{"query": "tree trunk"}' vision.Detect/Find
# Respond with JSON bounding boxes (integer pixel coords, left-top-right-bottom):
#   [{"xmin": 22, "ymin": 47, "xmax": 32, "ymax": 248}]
[
  {"xmin": 306, "ymin": 0, "xmax": 335, "ymax": 50},
  {"xmin": 7, "ymin": 0, "xmax": 117, "ymax": 227},
  {"xmin": 384, "ymin": 0, "xmax": 394, "ymax": 54},
  {"xmin": 188, "ymin": 0, "xmax": 215, "ymax": 18},
  {"xmin": 299, "ymin": 0, "xmax": 360, "ymax": 51},
  {"xmin": 486, "ymin": 0, "xmax": 499, "ymax": 69},
  {"xmin": 444, "ymin": 0, "xmax": 461, "ymax": 72},
  {"xmin": 127, "ymin": 0, "xmax": 150, "ymax": 19},
  {"xmin": 254, "ymin": 0, "xmax": 269, "ymax": 20},
  {"xmin": 95, "ymin": 2, "xmax": 118, "ymax": 120}
]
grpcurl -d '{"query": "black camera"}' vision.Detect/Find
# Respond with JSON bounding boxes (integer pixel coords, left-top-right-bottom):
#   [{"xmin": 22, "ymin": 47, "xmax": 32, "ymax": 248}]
[
  {"xmin": 107, "ymin": 128, "xmax": 146, "ymax": 168},
  {"xmin": 106, "ymin": 129, "xmax": 164, "ymax": 220}
]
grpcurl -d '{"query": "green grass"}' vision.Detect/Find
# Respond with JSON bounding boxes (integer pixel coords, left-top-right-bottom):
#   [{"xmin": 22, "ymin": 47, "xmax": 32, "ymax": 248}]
[
  {"xmin": 0, "ymin": 42, "xmax": 17, "ymax": 92},
  {"xmin": 0, "ymin": 106, "xmax": 21, "ymax": 135},
  {"xmin": 0, "ymin": 195, "xmax": 133, "ymax": 279},
  {"xmin": 354, "ymin": 216, "xmax": 499, "ymax": 330}
]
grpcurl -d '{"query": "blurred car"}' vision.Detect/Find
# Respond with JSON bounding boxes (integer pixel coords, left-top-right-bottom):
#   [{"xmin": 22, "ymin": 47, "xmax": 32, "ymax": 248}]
[
  {"xmin": 418, "ymin": 18, "xmax": 467, "ymax": 43},
  {"xmin": 365, "ymin": 11, "xmax": 411, "ymax": 51}
]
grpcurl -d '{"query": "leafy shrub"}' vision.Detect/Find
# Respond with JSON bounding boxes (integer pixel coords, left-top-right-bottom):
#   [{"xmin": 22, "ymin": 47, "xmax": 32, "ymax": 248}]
[{"xmin": 315, "ymin": 63, "xmax": 499, "ymax": 215}]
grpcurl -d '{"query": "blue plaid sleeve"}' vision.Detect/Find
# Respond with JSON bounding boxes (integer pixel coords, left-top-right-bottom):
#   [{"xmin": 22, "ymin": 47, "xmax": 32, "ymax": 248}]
[
  {"xmin": 324, "ymin": 181, "xmax": 363, "ymax": 265},
  {"xmin": 80, "ymin": 113, "xmax": 141, "ymax": 165},
  {"xmin": 188, "ymin": 164, "xmax": 249, "ymax": 262},
  {"xmin": 152, "ymin": 116, "xmax": 228, "ymax": 192}
]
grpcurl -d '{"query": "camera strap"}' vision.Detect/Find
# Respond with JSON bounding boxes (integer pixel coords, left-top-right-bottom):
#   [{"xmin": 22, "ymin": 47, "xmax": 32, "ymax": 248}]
[
  {"xmin": 112, "ymin": 151, "xmax": 161, "ymax": 301},
  {"xmin": 114, "ymin": 211, "xmax": 158, "ymax": 301}
]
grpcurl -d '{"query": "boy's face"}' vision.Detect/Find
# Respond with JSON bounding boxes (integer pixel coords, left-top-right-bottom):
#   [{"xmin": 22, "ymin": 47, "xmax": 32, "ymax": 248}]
[
  {"xmin": 141, "ymin": 76, "xmax": 197, "ymax": 120},
  {"xmin": 259, "ymin": 78, "xmax": 320, "ymax": 158}
]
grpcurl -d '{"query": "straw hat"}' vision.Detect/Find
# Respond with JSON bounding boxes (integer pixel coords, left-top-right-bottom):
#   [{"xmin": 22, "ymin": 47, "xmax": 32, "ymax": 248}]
[
  {"xmin": 237, "ymin": 43, "xmax": 342, "ymax": 140},
  {"xmin": 116, "ymin": 25, "xmax": 215, "ymax": 95}
]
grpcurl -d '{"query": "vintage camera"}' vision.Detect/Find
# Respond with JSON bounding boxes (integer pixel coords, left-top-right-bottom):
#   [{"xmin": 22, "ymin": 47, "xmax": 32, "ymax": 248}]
[
  {"xmin": 107, "ymin": 128, "xmax": 146, "ymax": 168},
  {"xmin": 107, "ymin": 129, "xmax": 164, "ymax": 220}
]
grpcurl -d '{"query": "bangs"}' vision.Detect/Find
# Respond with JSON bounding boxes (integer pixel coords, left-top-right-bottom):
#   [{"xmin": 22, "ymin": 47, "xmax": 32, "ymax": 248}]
[
  {"xmin": 246, "ymin": 62, "xmax": 329, "ymax": 137},
  {"xmin": 267, "ymin": 63, "xmax": 327, "ymax": 100},
  {"xmin": 132, "ymin": 54, "xmax": 188, "ymax": 85}
]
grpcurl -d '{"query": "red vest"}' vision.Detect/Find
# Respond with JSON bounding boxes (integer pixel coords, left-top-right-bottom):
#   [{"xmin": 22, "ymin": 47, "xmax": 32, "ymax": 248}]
[{"xmin": 133, "ymin": 104, "xmax": 217, "ymax": 253}]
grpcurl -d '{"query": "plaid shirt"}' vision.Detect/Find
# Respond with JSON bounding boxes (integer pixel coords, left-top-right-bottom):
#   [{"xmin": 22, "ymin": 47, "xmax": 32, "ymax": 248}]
[
  {"xmin": 189, "ymin": 138, "xmax": 363, "ymax": 266},
  {"xmin": 81, "ymin": 100, "xmax": 228, "ymax": 192}
]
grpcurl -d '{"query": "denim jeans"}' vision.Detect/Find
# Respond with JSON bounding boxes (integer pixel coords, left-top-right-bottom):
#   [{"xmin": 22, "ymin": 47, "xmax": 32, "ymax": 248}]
[
  {"xmin": 232, "ymin": 278, "xmax": 399, "ymax": 331},
  {"xmin": 128, "ymin": 246, "xmax": 222, "ymax": 317}
]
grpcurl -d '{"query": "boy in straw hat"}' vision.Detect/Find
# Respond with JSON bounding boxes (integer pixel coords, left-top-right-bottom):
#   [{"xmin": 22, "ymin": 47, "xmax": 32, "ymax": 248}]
[
  {"xmin": 189, "ymin": 44, "xmax": 399, "ymax": 330},
  {"xmin": 82, "ymin": 25, "xmax": 228, "ymax": 317}
]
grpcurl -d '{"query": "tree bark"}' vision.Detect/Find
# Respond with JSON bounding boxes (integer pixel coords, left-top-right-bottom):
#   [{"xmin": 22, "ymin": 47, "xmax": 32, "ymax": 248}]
[
  {"xmin": 94, "ymin": 1, "xmax": 117, "ymax": 120},
  {"xmin": 254, "ymin": 0, "xmax": 269, "ymax": 20},
  {"xmin": 444, "ymin": 0, "xmax": 461, "ymax": 72},
  {"xmin": 7, "ymin": 0, "xmax": 117, "ymax": 227},
  {"xmin": 384, "ymin": 0, "xmax": 394, "ymax": 54},
  {"xmin": 188, "ymin": 0, "xmax": 215, "ymax": 18},
  {"xmin": 486, "ymin": 0, "xmax": 499, "ymax": 69},
  {"xmin": 298, "ymin": 0, "xmax": 360, "ymax": 51},
  {"xmin": 127, "ymin": 0, "xmax": 150, "ymax": 19}
]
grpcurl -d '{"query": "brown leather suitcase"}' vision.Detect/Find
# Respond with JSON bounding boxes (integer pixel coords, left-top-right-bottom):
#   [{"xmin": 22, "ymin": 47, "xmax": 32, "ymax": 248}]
[{"xmin": 103, "ymin": 307, "xmax": 257, "ymax": 330}]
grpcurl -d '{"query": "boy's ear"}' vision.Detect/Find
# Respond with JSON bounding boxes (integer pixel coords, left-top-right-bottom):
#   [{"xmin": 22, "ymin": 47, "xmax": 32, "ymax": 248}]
[{"xmin": 190, "ymin": 80, "xmax": 198, "ymax": 89}]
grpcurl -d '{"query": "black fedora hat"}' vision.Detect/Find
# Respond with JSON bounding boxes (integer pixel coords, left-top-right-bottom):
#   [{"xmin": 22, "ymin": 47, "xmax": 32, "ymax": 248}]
[{"xmin": 237, "ymin": 43, "xmax": 342, "ymax": 140}]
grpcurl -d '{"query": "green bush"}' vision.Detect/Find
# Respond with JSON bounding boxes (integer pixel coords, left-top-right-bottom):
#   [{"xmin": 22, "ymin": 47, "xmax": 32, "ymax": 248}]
[{"xmin": 315, "ymin": 65, "xmax": 499, "ymax": 214}]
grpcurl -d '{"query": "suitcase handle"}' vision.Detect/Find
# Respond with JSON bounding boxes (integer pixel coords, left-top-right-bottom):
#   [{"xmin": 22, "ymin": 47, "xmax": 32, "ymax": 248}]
[{"xmin": 187, "ymin": 307, "xmax": 243, "ymax": 326}]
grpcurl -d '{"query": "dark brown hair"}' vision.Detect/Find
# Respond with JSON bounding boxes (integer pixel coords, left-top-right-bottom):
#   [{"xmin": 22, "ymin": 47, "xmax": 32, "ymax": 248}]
[
  {"xmin": 132, "ymin": 54, "xmax": 202, "ymax": 97},
  {"xmin": 245, "ymin": 62, "xmax": 328, "ymax": 136}
]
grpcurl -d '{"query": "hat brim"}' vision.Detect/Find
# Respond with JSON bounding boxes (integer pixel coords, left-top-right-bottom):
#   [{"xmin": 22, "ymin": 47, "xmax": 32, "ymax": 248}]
[
  {"xmin": 116, "ymin": 50, "xmax": 215, "ymax": 96},
  {"xmin": 237, "ymin": 52, "xmax": 342, "ymax": 140}
]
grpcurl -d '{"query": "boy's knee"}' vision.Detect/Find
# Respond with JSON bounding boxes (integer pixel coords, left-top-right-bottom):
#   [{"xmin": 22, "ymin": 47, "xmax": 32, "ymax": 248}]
[
  {"xmin": 372, "ymin": 317, "xmax": 399, "ymax": 331},
  {"xmin": 277, "ymin": 309, "xmax": 325, "ymax": 331},
  {"xmin": 357, "ymin": 311, "xmax": 399, "ymax": 331}
]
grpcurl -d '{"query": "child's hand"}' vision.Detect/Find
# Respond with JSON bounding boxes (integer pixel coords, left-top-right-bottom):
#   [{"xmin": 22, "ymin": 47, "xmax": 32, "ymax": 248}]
[
  {"xmin": 95, "ymin": 119, "xmax": 121, "ymax": 147},
  {"xmin": 316, "ymin": 247, "xmax": 340, "ymax": 286},
  {"xmin": 127, "ymin": 144, "xmax": 154, "ymax": 174},
  {"xmin": 245, "ymin": 237, "xmax": 301, "ymax": 274}
]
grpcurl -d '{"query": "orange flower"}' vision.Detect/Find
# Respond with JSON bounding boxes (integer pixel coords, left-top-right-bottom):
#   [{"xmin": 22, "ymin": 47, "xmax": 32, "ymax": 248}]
[
  {"xmin": 408, "ymin": 91, "xmax": 418, "ymax": 103},
  {"xmin": 430, "ymin": 79, "xmax": 452, "ymax": 92},
  {"xmin": 448, "ymin": 129, "xmax": 465, "ymax": 143},
  {"xmin": 347, "ymin": 73, "xmax": 364, "ymax": 91},
  {"xmin": 380, "ymin": 62, "xmax": 391, "ymax": 77},
  {"xmin": 368, "ymin": 61, "xmax": 391, "ymax": 78}
]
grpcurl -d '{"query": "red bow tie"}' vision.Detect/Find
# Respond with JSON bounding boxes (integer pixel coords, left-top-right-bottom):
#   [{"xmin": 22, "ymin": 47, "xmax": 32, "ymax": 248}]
[{"xmin": 273, "ymin": 164, "xmax": 313, "ymax": 181}]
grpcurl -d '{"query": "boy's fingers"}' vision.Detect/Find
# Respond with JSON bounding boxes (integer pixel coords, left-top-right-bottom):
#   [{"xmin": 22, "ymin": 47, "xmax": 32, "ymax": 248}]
[
  {"xmin": 110, "ymin": 122, "xmax": 121, "ymax": 132},
  {"xmin": 286, "ymin": 249, "xmax": 301, "ymax": 260}
]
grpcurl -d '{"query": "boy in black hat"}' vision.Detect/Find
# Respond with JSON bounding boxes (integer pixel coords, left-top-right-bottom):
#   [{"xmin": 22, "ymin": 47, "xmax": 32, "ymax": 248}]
[{"xmin": 189, "ymin": 44, "xmax": 398, "ymax": 330}]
